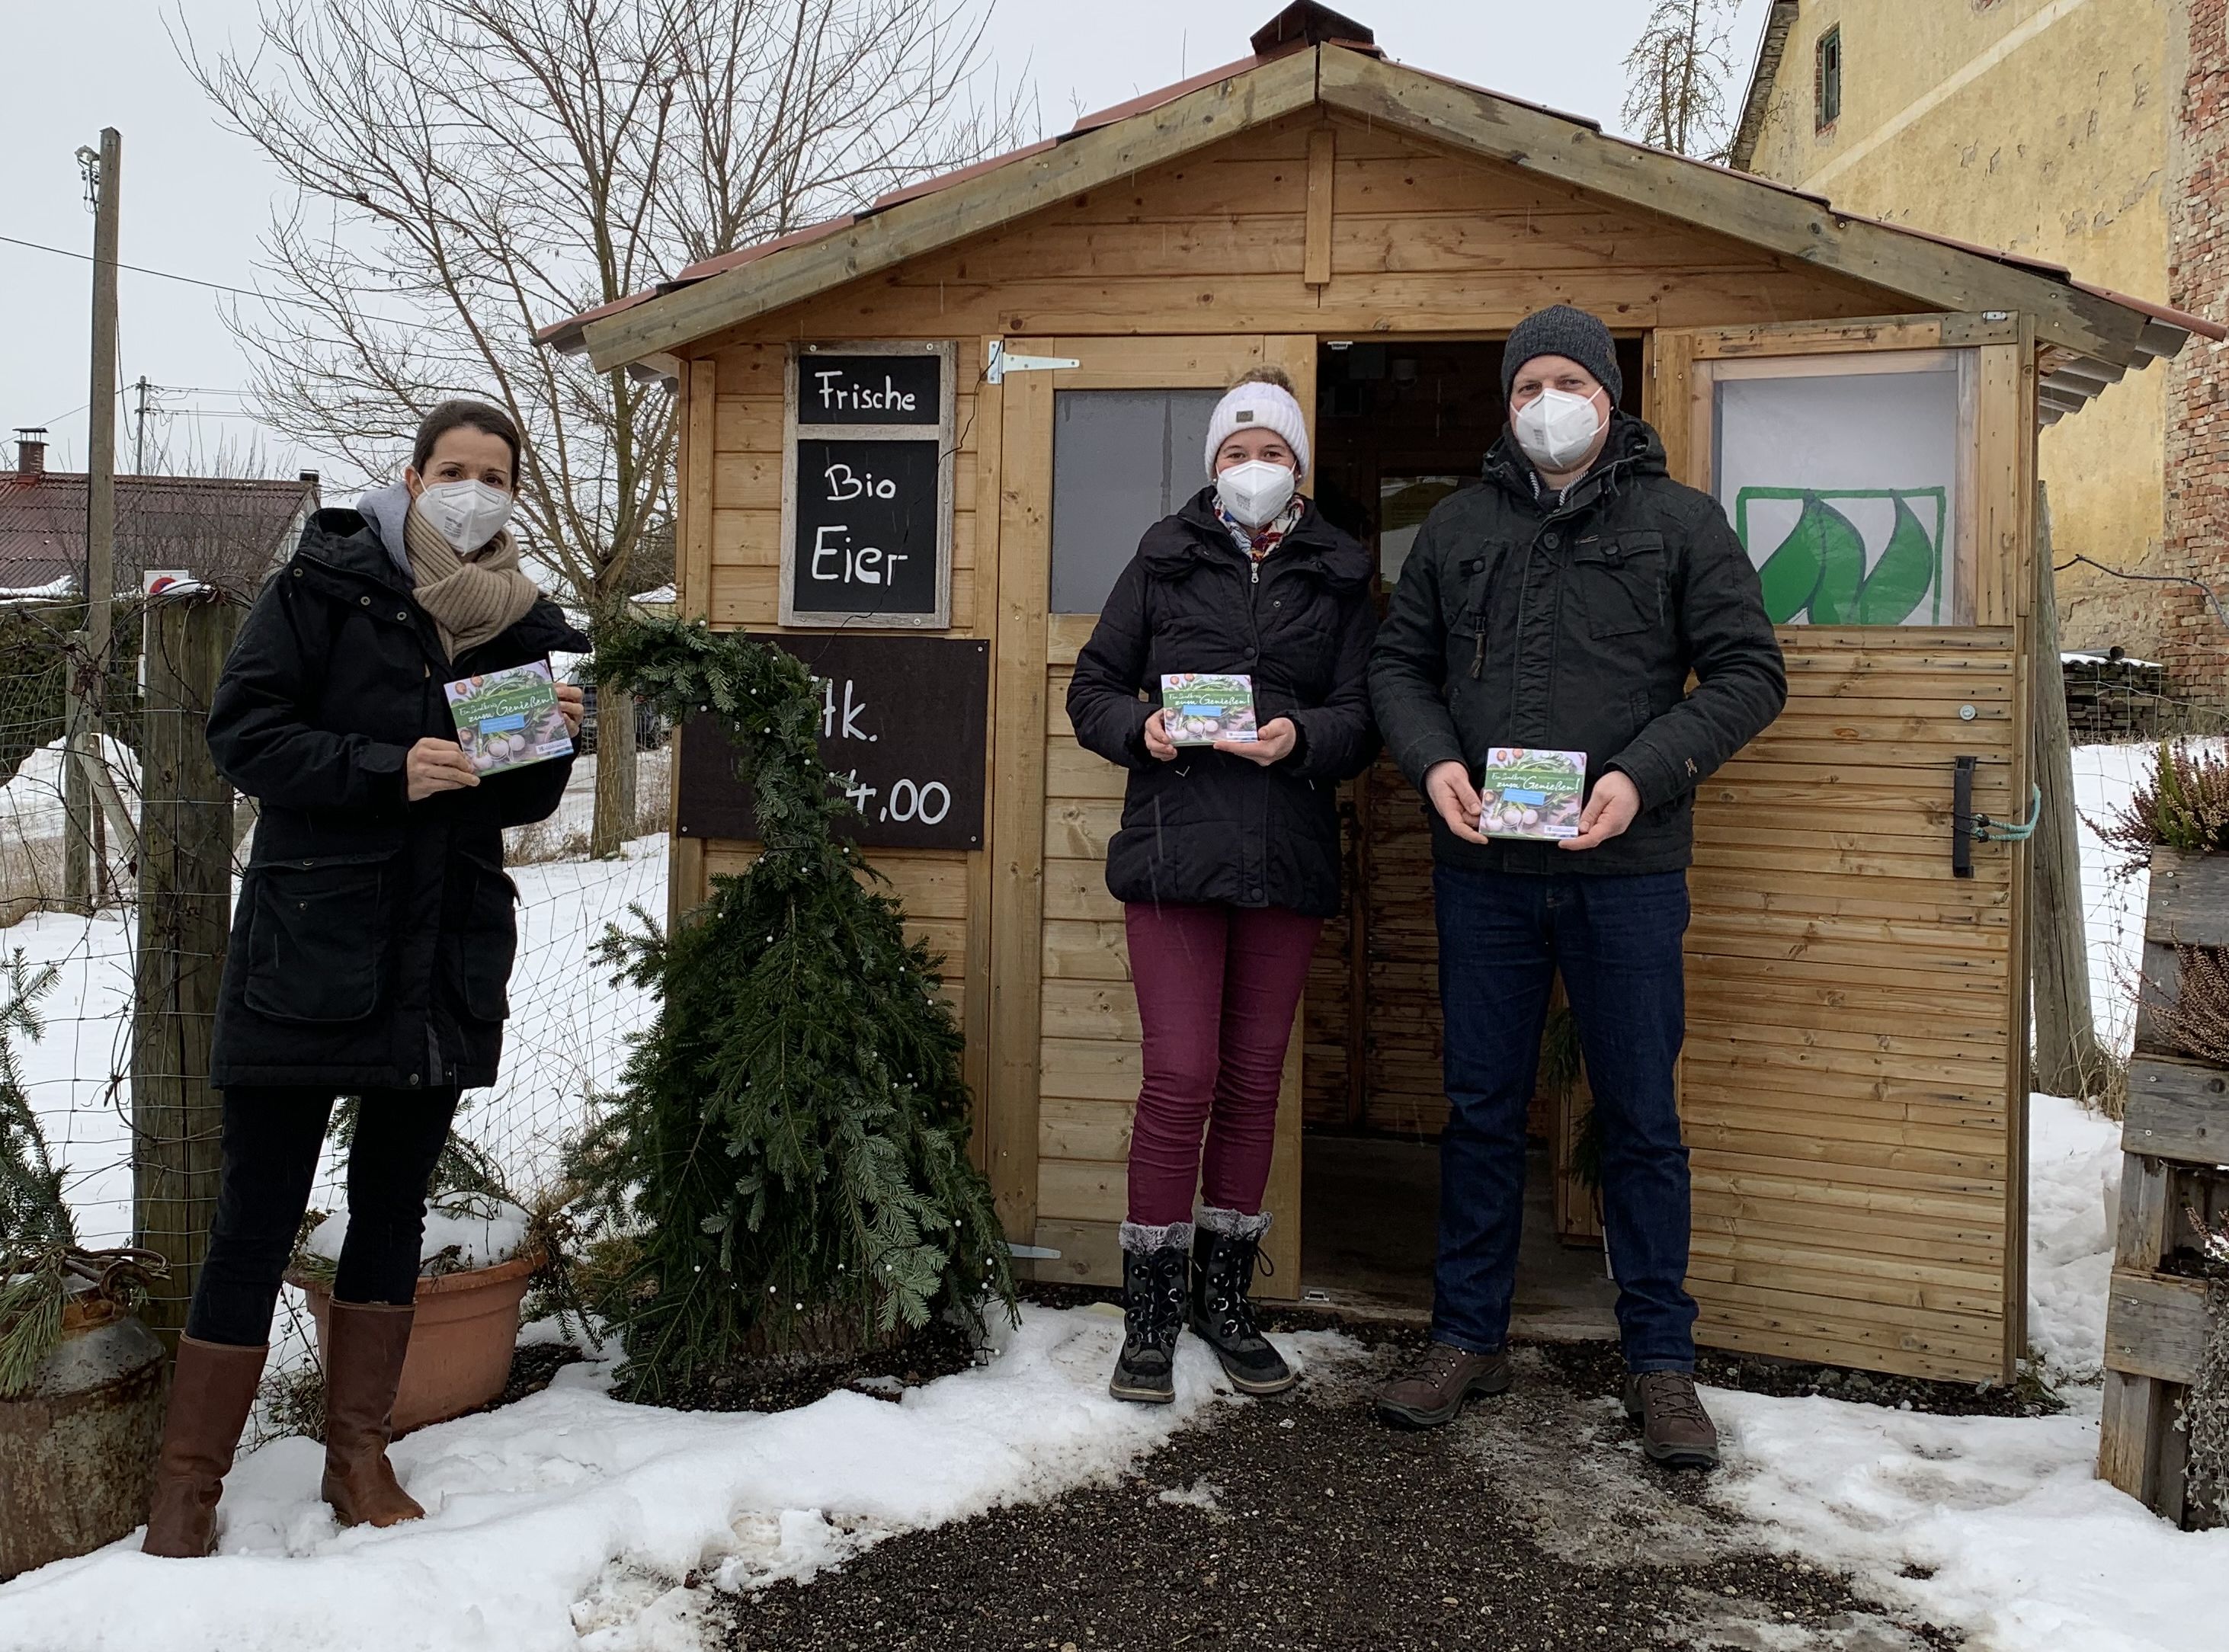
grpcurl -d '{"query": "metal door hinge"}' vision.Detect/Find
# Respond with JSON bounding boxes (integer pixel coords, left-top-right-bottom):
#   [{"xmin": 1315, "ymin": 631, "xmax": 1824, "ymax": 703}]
[{"xmin": 985, "ymin": 339, "xmax": 1080, "ymax": 383}]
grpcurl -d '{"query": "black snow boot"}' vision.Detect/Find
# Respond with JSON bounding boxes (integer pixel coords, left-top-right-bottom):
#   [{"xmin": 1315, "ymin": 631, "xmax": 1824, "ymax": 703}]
[
  {"xmin": 1110, "ymin": 1222, "xmax": 1192, "ymax": 1404},
  {"xmin": 1190, "ymin": 1209, "xmax": 1295, "ymax": 1396}
]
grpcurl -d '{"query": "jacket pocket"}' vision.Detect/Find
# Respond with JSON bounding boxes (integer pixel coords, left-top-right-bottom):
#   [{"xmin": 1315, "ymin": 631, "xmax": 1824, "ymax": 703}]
[
  {"xmin": 242, "ymin": 850, "xmax": 396, "ymax": 1023},
  {"xmin": 1577, "ymin": 532, "xmax": 1666, "ymax": 639},
  {"xmin": 457, "ymin": 853, "xmax": 520, "ymax": 1022}
]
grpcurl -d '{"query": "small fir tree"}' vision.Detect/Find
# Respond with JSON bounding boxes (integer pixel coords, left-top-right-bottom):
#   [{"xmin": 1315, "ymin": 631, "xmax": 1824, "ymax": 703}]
[
  {"xmin": 569, "ymin": 616, "xmax": 1014, "ymax": 1401},
  {"xmin": 0, "ymin": 957, "xmax": 81, "ymax": 1394}
]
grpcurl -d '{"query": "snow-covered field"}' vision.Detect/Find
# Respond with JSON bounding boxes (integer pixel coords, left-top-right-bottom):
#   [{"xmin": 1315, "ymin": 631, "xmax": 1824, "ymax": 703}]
[{"xmin": 2, "ymin": 742, "xmax": 2224, "ymax": 1652}]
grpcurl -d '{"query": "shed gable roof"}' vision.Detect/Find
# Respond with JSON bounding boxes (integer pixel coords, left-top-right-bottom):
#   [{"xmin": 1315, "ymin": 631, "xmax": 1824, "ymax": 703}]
[{"xmin": 550, "ymin": 37, "xmax": 2217, "ymax": 408}]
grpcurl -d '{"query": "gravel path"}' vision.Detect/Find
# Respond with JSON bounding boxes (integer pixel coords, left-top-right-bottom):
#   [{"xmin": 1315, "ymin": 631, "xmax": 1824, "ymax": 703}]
[{"xmin": 715, "ymin": 1324, "xmax": 1961, "ymax": 1652}]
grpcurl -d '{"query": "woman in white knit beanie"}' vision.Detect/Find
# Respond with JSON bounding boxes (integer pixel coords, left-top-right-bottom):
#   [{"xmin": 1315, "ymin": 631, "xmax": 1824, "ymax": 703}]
[{"xmin": 1066, "ymin": 366, "xmax": 1379, "ymax": 1405}]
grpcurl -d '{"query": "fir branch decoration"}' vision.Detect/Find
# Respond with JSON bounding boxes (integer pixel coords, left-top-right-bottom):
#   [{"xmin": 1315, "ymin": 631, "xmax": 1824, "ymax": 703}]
[
  {"xmin": 568, "ymin": 615, "xmax": 1014, "ymax": 1401},
  {"xmin": 0, "ymin": 955, "xmax": 69, "ymax": 1255},
  {"xmin": 1, "ymin": 956, "xmax": 166, "ymax": 1396}
]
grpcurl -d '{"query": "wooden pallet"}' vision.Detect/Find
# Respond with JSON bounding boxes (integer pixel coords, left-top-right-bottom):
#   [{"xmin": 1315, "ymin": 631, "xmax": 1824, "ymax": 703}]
[{"xmin": 2098, "ymin": 846, "xmax": 2229, "ymax": 1529}]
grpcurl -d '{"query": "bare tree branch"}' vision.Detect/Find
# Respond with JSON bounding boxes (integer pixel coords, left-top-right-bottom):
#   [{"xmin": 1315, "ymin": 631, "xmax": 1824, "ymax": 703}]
[
  {"xmin": 175, "ymin": 0, "xmax": 1025, "ymax": 851},
  {"xmin": 1622, "ymin": 0, "xmax": 1740, "ymax": 164}
]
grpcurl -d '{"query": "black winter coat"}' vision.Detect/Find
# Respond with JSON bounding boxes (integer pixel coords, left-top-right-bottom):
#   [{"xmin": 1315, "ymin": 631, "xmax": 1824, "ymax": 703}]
[
  {"xmin": 1367, "ymin": 413, "xmax": 1786, "ymax": 877},
  {"xmin": 207, "ymin": 506, "xmax": 589, "ymax": 1092},
  {"xmin": 1066, "ymin": 491, "xmax": 1379, "ymax": 919}
]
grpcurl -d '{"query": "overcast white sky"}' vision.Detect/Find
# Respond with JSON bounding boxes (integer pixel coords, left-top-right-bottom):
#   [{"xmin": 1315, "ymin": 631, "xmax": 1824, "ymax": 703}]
[{"xmin": 1, "ymin": 1, "xmax": 1772, "ymax": 482}]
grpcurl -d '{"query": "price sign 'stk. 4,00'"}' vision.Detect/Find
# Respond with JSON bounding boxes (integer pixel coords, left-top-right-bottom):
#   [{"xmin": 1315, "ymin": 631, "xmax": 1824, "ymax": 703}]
[
  {"xmin": 780, "ymin": 342, "xmax": 956, "ymax": 629},
  {"xmin": 675, "ymin": 634, "xmax": 988, "ymax": 853}
]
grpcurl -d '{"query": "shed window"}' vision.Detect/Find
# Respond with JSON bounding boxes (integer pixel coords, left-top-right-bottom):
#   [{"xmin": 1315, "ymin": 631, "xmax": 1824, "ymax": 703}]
[
  {"xmin": 1049, "ymin": 389, "xmax": 1221, "ymax": 614},
  {"xmin": 1815, "ymin": 26, "xmax": 1842, "ymax": 131},
  {"xmin": 1710, "ymin": 353, "xmax": 1971, "ymax": 626}
]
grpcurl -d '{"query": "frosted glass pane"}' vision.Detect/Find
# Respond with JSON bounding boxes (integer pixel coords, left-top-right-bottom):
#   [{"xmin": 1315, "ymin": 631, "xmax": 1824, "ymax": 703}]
[
  {"xmin": 1050, "ymin": 389, "xmax": 1221, "ymax": 614},
  {"xmin": 1713, "ymin": 366, "xmax": 1961, "ymax": 626}
]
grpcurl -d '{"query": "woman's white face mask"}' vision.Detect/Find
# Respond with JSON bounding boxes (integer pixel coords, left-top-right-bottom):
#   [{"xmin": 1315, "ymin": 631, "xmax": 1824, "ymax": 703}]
[
  {"xmin": 1215, "ymin": 459, "xmax": 1297, "ymax": 529},
  {"xmin": 1511, "ymin": 386, "xmax": 1606, "ymax": 475},
  {"xmin": 415, "ymin": 478, "xmax": 515, "ymax": 554}
]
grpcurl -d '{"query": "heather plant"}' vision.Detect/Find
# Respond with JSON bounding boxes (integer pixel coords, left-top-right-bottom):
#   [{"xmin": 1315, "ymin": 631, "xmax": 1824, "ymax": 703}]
[
  {"xmin": 2154, "ymin": 946, "xmax": 2229, "ymax": 1072},
  {"xmin": 2093, "ymin": 741, "xmax": 2229, "ymax": 874}
]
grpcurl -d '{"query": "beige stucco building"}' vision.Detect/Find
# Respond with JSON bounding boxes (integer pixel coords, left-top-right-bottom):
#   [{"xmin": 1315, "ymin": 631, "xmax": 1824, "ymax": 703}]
[{"xmin": 1734, "ymin": 0, "xmax": 2180, "ymax": 659}]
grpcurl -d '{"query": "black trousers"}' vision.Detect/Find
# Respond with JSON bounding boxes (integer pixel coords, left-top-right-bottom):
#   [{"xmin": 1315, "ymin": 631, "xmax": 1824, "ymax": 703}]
[{"xmin": 183, "ymin": 1086, "xmax": 461, "ymax": 1348}]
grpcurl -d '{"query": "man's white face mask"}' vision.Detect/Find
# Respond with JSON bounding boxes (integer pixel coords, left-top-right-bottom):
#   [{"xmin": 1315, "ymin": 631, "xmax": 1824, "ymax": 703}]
[
  {"xmin": 1512, "ymin": 386, "xmax": 1605, "ymax": 475},
  {"xmin": 415, "ymin": 478, "xmax": 515, "ymax": 554},
  {"xmin": 1215, "ymin": 459, "xmax": 1298, "ymax": 529}
]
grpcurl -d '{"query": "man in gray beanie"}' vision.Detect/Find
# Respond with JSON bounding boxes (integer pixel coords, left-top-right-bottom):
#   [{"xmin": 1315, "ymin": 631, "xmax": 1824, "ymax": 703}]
[{"xmin": 1366, "ymin": 304, "xmax": 1786, "ymax": 1468}]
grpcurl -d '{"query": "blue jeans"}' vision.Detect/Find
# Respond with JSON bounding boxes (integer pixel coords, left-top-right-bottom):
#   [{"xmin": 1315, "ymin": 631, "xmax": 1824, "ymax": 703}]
[{"xmin": 1430, "ymin": 863, "xmax": 1697, "ymax": 1372}]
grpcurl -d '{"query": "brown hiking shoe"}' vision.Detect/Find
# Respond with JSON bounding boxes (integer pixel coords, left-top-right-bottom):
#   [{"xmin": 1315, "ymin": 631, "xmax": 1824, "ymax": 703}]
[
  {"xmin": 1375, "ymin": 1342, "xmax": 1512, "ymax": 1428},
  {"xmin": 1624, "ymin": 1372, "xmax": 1720, "ymax": 1468}
]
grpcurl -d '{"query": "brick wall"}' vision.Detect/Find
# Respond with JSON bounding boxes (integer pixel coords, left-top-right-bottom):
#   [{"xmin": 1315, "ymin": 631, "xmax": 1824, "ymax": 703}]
[{"xmin": 2162, "ymin": 0, "xmax": 2229, "ymax": 705}]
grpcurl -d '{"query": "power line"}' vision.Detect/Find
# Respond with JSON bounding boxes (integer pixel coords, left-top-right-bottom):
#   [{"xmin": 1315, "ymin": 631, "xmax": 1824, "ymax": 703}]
[{"xmin": 0, "ymin": 232, "xmax": 423, "ymax": 326}]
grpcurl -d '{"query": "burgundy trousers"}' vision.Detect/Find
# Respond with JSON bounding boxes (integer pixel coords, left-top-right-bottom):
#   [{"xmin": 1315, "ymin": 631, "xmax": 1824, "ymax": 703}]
[{"xmin": 1123, "ymin": 901, "xmax": 1323, "ymax": 1227}]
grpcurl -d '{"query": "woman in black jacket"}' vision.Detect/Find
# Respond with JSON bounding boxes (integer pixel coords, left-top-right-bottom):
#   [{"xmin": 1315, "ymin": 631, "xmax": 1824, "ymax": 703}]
[
  {"xmin": 142, "ymin": 400, "xmax": 588, "ymax": 1558},
  {"xmin": 1068, "ymin": 367, "xmax": 1377, "ymax": 1405}
]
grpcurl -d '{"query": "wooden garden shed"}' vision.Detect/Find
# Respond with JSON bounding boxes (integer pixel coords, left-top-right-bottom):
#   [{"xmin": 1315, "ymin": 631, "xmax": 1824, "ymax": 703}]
[{"xmin": 545, "ymin": 4, "xmax": 2221, "ymax": 1383}]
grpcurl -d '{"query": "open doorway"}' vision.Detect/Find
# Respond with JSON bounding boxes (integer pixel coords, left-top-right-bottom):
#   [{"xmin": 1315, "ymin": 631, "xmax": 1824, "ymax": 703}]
[{"xmin": 1296, "ymin": 336, "xmax": 1640, "ymax": 1332}]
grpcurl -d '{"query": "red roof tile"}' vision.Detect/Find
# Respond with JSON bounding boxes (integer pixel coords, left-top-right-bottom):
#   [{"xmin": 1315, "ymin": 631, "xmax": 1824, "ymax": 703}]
[{"xmin": 0, "ymin": 472, "xmax": 317, "ymax": 595}]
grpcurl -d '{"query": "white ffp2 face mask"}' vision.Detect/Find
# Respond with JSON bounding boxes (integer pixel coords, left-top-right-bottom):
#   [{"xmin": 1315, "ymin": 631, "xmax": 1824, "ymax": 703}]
[
  {"xmin": 1215, "ymin": 459, "xmax": 1298, "ymax": 529},
  {"xmin": 1512, "ymin": 387, "xmax": 1606, "ymax": 474},
  {"xmin": 415, "ymin": 478, "xmax": 515, "ymax": 554}
]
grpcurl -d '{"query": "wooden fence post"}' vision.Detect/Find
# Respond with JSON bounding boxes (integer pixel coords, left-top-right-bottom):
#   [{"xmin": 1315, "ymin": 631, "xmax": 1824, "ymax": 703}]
[
  {"xmin": 2030, "ymin": 482, "xmax": 2109, "ymax": 1099},
  {"xmin": 60, "ymin": 635, "xmax": 94, "ymax": 914},
  {"xmin": 131, "ymin": 591, "xmax": 238, "ymax": 1349}
]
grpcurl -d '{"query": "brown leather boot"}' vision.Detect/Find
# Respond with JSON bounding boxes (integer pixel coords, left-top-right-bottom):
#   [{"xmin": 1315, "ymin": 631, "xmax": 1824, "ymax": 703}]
[
  {"xmin": 320, "ymin": 1300, "xmax": 426, "ymax": 1529},
  {"xmin": 1625, "ymin": 1371, "xmax": 1720, "ymax": 1468},
  {"xmin": 1374, "ymin": 1341, "xmax": 1512, "ymax": 1428},
  {"xmin": 142, "ymin": 1337, "xmax": 269, "ymax": 1557}
]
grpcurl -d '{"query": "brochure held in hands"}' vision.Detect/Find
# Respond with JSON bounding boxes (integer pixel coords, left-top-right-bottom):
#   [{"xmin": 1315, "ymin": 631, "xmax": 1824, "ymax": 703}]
[
  {"xmin": 444, "ymin": 659, "xmax": 574, "ymax": 776},
  {"xmin": 1161, "ymin": 674, "xmax": 1258, "ymax": 745},
  {"xmin": 1478, "ymin": 746, "xmax": 1586, "ymax": 840}
]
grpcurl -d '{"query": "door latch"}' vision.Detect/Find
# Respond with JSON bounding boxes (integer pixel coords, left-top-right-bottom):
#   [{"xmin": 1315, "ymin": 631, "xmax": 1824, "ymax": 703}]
[{"xmin": 1951, "ymin": 754, "xmax": 2042, "ymax": 878}]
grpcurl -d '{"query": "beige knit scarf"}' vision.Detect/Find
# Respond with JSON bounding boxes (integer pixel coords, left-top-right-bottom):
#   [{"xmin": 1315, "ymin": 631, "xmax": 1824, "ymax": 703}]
[{"xmin": 402, "ymin": 501, "xmax": 542, "ymax": 660}]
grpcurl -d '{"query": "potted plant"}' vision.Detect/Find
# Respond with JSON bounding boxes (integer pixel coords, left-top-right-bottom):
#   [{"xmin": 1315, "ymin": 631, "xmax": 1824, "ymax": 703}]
[
  {"xmin": 285, "ymin": 1109, "xmax": 575, "ymax": 1435},
  {"xmin": 2094, "ymin": 741, "xmax": 2229, "ymax": 1527},
  {"xmin": 567, "ymin": 616, "xmax": 1014, "ymax": 1402},
  {"xmin": 0, "ymin": 958, "xmax": 171, "ymax": 1580}
]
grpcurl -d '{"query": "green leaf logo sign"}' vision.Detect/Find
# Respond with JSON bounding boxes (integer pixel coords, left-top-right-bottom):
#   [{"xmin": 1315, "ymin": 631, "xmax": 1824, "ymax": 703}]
[{"xmin": 1735, "ymin": 488, "xmax": 1946, "ymax": 626}]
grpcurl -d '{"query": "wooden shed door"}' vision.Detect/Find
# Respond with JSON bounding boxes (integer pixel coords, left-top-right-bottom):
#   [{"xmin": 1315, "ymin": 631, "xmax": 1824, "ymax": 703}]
[
  {"xmin": 988, "ymin": 335, "xmax": 1318, "ymax": 1297},
  {"xmin": 1654, "ymin": 315, "xmax": 2035, "ymax": 1382}
]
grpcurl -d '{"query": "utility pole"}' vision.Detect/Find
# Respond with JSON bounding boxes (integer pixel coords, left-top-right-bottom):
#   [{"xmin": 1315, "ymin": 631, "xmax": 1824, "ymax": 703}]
[
  {"xmin": 65, "ymin": 129, "xmax": 123, "ymax": 913},
  {"xmin": 133, "ymin": 374, "xmax": 152, "ymax": 475}
]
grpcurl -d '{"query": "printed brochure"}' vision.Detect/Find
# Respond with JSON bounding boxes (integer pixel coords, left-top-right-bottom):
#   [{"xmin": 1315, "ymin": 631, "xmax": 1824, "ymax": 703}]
[
  {"xmin": 444, "ymin": 658, "xmax": 574, "ymax": 776},
  {"xmin": 1478, "ymin": 747, "xmax": 1586, "ymax": 840},
  {"xmin": 1161, "ymin": 674, "xmax": 1258, "ymax": 745}
]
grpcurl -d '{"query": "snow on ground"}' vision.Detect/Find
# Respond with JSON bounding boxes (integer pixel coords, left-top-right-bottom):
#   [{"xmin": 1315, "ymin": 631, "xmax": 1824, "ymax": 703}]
[
  {"xmin": 0, "ymin": 1309, "xmax": 1351, "ymax": 1652},
  {"xmin": 2025, "ymin": 1090, "xmax": 2128, "ymax": 1382},
  {"xmin": 1709, "ymin": 1388, "xmax": 2227, "ymax": 1652},
  {"xmin": 0, "ymin": 735, "xmax": 139, "ymax": 843},
  {"xmin": 2072, "ymin": 741, "xmax": 2154, "ymax": 1054}
]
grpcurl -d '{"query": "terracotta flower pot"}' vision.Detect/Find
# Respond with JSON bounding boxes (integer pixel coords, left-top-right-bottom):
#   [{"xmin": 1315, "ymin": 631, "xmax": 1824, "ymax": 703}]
[{"xmin": 293, "ymin": 1247, "xmax": 541, "ymax": 1435}]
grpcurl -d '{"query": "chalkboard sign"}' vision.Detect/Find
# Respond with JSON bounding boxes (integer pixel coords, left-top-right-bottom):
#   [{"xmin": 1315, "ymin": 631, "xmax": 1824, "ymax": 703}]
[
  {"xmin": 781, "ymin": 341, "xmax": 956, "ymax": 629},
  {"xmin": 675, "ymin": 633, "xmax": 988, "ymax": 852}
]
